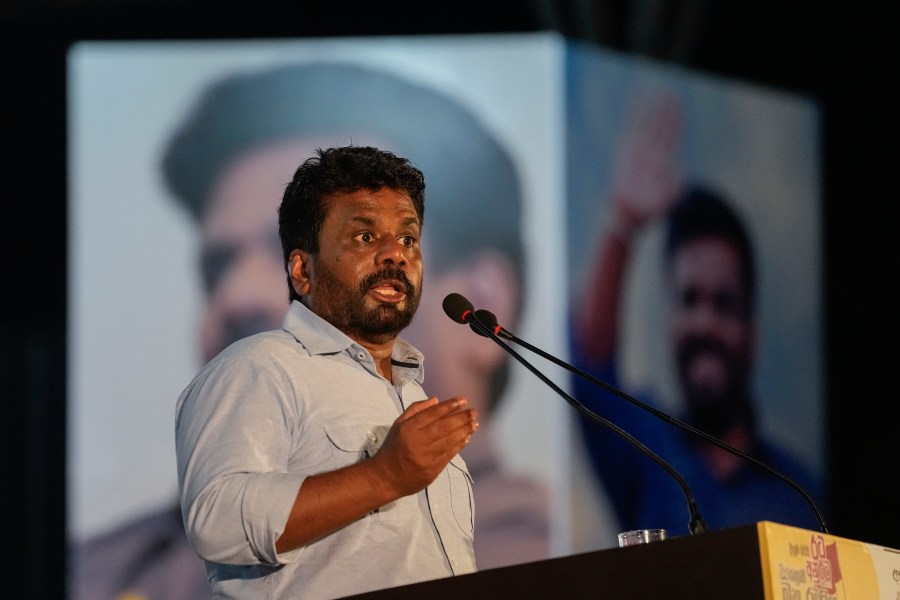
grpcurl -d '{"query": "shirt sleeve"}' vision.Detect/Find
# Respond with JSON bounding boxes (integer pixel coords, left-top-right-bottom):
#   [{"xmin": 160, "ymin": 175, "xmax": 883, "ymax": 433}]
[{"xmin": 175, "ymin": 352, "xmax": 304, "ymax": 566}]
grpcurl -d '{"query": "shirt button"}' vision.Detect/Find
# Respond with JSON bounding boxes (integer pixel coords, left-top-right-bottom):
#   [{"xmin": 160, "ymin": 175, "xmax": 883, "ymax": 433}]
[
  {"xmin": 367, "ymin": 431, "xmax": 377, "ymax": 442},
  {"xmin": 357, "ymin": 352, "xmax": 365, "ymax": 360}
]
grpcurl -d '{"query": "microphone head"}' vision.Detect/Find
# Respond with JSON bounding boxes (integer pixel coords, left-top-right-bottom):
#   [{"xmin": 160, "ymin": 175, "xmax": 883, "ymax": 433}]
[
  {"xmin": 442, "ymin": 292, "xmax": 475, "ymax": 324},
  {"xmin": 471, "ymin": 309, "xmax": 498, "ymax": 337}
]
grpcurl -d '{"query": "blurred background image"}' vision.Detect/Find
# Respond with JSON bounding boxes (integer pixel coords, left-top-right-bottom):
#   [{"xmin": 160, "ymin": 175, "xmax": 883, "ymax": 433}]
[
  {"xmin": 3, "ymin": 3, "xmax": 896, "ymax": 599},
  {"xmin": 67, "ymin": 34, "xmax": 824, "ymax": 599},
  {"xmin": 68, "ymin": 36, "xmax": 575, "ymax": 599}
]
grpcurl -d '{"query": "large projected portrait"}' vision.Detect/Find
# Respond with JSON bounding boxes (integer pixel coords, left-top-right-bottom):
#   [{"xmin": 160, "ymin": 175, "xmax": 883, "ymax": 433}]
[
  {"xmin": 68, "ymin": 34, "xmax": 574, "ymax": 599},
  {"xmin": 564, "ymin": 45, "xmax": 826, "ymax": 539}
]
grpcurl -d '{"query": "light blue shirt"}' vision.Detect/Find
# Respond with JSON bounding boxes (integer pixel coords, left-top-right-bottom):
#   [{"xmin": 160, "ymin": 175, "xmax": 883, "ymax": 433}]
[{"xmin": 175, "ymin": 300, "xmax": 476, "ymax": 599}]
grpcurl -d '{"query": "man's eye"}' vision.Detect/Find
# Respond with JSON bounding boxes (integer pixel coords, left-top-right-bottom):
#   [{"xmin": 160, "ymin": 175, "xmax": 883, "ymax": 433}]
[
  {"xmin": 680, "ymin": 288, "xmax": 699, "ymax": 309},
  {"xmin": 714, "ymin": 291, "xmax": 745, "ymax": 318},
  {"xmin": 200, "ymin": 245, "xmax": 237, "ymax": 294},
  {"xmin": 400, "ymin": 235, "xmax": 416, "ymax": 247},
  {"xmin": 358, "ymin": 233, "xmax": 373, "ymax": 243}
]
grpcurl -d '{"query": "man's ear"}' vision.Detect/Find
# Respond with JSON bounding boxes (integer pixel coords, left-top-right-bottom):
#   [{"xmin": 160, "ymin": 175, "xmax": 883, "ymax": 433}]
[{"xmin": 289, "ymin": 249, "xmax": 312, "ymax": 297}]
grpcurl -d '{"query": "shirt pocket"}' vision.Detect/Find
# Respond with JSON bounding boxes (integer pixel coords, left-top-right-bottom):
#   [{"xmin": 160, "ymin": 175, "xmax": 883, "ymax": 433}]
[
  {"xmin": 447, "ymin": 455, "xmax": 475, "ymax": 539},
  {"xmin": 322, "ymin": 422, "xmax": 410, "ymax": 522}
]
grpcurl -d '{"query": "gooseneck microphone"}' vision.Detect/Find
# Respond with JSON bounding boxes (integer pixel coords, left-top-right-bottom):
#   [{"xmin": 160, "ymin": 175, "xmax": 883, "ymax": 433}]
[
  {"xmin": 464, "ymin": 303, "xmax": 830, "ymax": 535},
  {"xmin": 442, "ymin": 293, "xmax": 709, "ymax": 535}
]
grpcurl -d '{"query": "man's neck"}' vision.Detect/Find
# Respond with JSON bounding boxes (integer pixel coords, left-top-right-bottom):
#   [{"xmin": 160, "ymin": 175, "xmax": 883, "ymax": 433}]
[
  {"xmin": 683, "ymin": 396, "xmax": 758, "ymax": 481},
  {"xmin": 358, "ymin": 339, "xmax": 396, "ymax": 382},
  {"xmin": 701, "ymin": 423, "xmax": 754, "ymax": 481}
]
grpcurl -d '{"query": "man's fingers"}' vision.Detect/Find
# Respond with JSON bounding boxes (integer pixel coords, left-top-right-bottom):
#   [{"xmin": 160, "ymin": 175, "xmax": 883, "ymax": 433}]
[
  {"xmin": 396, "ymin": 397, "xmax": 439, "ymax": 423},
  {"xmin": 419, "ymin": 408, "xmax": 480, "ymax": 452},
  {"xmin": 400, "ymin": 396, "xmax": 470, "ymax": 427},
  {"xmin": 389, "ymin": 398, "xmax": 478, "ymax": 471}
]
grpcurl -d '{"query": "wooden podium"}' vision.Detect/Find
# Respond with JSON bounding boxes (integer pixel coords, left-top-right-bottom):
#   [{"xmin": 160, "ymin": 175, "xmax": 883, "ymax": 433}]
[{"xmin": 344, "ymin": 521, "xmax": 900, "ymax": 599}]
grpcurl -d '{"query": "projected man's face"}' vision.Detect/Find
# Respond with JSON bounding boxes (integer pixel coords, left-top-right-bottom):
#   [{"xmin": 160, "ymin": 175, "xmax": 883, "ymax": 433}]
[
  {"xmin": 669, "ymin": 236, "xmax": 755, "ymax": 424},
  {"xmin": 196, "ymin": 141, "xmax": 315, "ymax": 361}
]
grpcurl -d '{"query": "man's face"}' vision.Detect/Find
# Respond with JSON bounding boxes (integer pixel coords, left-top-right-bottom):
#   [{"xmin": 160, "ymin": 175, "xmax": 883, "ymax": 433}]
[
  {"xmin": 669, "ymin": 236, "xmax": 754, "ymax": 421},
  {"xmin": 300, "ymin": 188, "xmax": 423, "ymax": 346},
  {"xmin": 198, "ymin": 142, "xmax": 311, "ymax": 361}
]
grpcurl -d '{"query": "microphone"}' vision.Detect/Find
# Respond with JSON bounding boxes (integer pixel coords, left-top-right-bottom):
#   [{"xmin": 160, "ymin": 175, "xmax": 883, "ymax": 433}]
[
  {"xmin": 467, "ymin": 309, "xmax": 511, "ymax": 340},
  {"xmin": 465, "ymin": 305, "xmax": 830, "ymax": 535},
  {"xmin": 442, "ymin": 292, "xmax": 475, "ymax": 324},
  {"xmin": 443, "ymin": 293, "xmax": 709, "ymax": 535}
]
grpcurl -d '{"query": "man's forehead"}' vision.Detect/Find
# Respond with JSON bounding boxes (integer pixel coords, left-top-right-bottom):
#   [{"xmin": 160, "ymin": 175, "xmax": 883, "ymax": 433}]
[{"xmin": 325, "ymin": 188, "xmax": 420, "ymax": 220}]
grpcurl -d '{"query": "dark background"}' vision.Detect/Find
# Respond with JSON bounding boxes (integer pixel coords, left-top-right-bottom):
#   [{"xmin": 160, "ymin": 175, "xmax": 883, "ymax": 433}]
[{"xmin": 2, "ymin": 1, "xmax": 897, "ymax": 598}]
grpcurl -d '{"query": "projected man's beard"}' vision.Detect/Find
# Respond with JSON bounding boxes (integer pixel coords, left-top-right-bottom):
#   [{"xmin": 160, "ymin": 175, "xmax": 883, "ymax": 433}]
[
  {"xmin": 676, "ymin": 335, "xmax": 751, "ymax": 435},
  {"xmin": 310, "ymin": 263, "xmax": 421, "ymax": 344}
]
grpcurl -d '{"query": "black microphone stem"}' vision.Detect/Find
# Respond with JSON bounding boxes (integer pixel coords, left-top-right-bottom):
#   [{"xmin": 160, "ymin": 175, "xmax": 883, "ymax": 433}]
[
  {"xmin": 467, "ymin": 314, "xmax": 709, "ymax": 536},
  {"xmin": 503, "ymin": 328, "xmax": 829, "ymax": 535}
]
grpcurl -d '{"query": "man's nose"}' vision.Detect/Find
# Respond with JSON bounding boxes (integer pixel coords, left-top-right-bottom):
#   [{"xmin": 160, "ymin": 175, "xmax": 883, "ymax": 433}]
[
  {"xmin": 375, "ymin": 237, "xmax": 409, "ymax": 266},
  {"xmin": 691, "ymin": 297, "xmax": 725, "ymax": 334}
]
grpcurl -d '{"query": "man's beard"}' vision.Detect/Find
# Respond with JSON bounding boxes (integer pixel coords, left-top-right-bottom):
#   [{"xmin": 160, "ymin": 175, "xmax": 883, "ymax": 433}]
[
  {"xmin": 676, "ymin": 336, "xmax": 752, "ymax": 437},
  {"xmin": 310, "ymin": 263, "xmax": 421, "ymax": 345}
]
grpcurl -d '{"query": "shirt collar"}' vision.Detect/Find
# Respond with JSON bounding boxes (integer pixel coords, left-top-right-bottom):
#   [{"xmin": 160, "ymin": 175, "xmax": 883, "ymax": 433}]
[{"xmin": 282, "ymin": 300, "xmax": 425, "ymax": 385}]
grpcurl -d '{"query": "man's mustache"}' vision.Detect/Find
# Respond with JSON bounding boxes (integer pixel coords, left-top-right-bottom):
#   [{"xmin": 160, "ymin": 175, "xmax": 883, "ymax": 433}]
[
  {"xmin": 679, "ymin": 336, "xmax": 731, "ymax": 365},
  {"xmin": 359, "ymin": 267, "xmax": 416, "ymax": 298}
]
